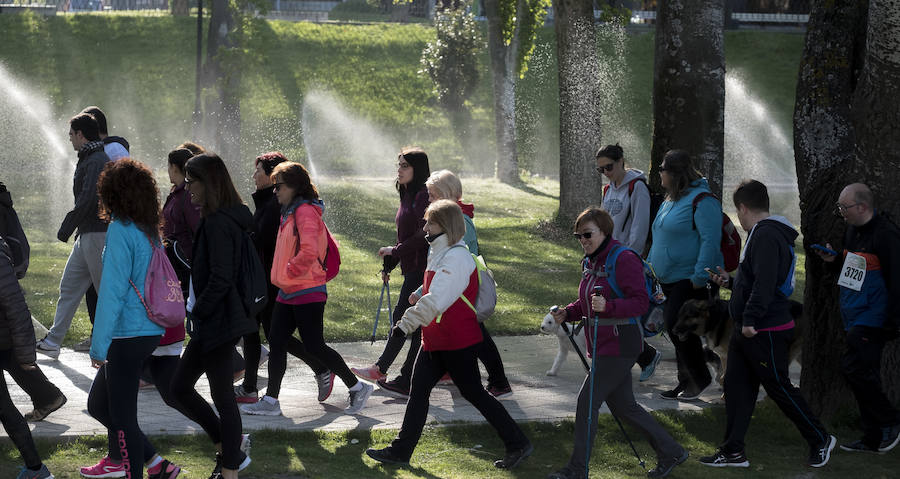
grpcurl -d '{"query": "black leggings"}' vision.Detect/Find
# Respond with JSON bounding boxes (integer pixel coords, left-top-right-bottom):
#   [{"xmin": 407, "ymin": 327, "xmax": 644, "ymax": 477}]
[
  {"xmin": 171, "ymin": 338, "xmax": 244, "ymax": 470},
  {"xmin": 662, "ymin": 279, "xmax": 714, "ymax": 391},
  {"xmin": 267, "ymin": 301, "xmax": 357, "ymax": 398},
  {"xmin": 86, "ymin": 336, "xmax": 160, "ymax": 478},
  {"xmin": 376, "ymin": 271, "xmax": 424, "ymax": 384},
  {"xmin": 241, "ymin": 284, "xmax": 327, "ymax": 392},
  {"xmin": 1, "ymin": 348, "xmax": 62, "ymax": 409},
  {"xmin": 0, "ymin": 351, "xmax": 42, "ymax": 469},
  {"xmin": 477, "ymin": 323, "xmax": 509, "ymax": 388}
]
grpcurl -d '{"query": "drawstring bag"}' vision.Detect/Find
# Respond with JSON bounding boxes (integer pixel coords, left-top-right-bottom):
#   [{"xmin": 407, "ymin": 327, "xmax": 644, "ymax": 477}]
[{"xmin": 130, "ymin": 240, "xmax": 186, "ymax": 328}]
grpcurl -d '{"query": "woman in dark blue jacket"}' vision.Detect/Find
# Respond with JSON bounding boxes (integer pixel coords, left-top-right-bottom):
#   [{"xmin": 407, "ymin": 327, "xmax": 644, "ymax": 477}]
[{"xmin": 170, "ymin": 154, "xmax": 258, "ymax": 479}]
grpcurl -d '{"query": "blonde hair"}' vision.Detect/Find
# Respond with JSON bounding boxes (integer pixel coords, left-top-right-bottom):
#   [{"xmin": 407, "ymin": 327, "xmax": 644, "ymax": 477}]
[
  {"xmin": 425, "ymin": 199, "xmax": 466, "ymax": 245},
  {"xmin": 425, "ymin": 169, "xmax": 463, "ymax": 201}
]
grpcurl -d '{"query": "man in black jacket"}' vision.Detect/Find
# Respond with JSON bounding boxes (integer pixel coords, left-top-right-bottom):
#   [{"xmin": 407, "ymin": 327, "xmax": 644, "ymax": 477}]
[
  {"xmin": 36, "ymin": 113, "xmax": 110, "ymax": 359},
  {"xmin": 701, "ymin": 180, "xmax": 834, "ymax": 469}
]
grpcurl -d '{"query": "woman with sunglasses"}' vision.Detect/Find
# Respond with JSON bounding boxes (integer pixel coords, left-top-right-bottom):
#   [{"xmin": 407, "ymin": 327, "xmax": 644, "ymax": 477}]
[
  {"xmin": 596, "ymin": 144, "xmax": 662, "ymax": 382},
  {"xmin": 647, "ymin": 149, "xmax": 723, "ymax": 401},
  {"xmin": 547, "ymin": 207, "xmax": 687, "ymax": 479},
  {"xmin": 352, "ymin": 147, "xmax": 431, "ymax": 397},
  {"xmin": 171, "ymin": 153, "xmax": 257, "ymax": 479}
]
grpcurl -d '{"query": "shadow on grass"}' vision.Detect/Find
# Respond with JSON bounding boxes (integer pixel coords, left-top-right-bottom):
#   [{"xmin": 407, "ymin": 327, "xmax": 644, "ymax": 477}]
[{"xmin": 510, "ymin": 181, "xmax": 559, "ymax": 201}]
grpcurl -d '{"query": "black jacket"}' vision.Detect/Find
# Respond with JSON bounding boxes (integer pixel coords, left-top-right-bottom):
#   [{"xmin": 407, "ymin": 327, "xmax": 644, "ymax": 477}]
[
  {"xmin": 0, "ymin": 238, "xmax": 36, "ymax": 364},
  {"xmin": 58, "ymin": 142, "xmax": 110, "ymax": 242},
  {"xmin": 251, "ymin": 187, "xmax": 280, "ymax": 277},
  {"xmin": 189, "ymin": 204, "xmax": 258, "ymax": 352},
  {"xmin": 730, "ymin": 216, "xmax": 798, "ymax": 329}
]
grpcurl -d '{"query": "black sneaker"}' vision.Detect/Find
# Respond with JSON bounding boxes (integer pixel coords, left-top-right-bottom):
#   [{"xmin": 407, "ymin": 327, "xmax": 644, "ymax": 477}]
[
  {"xmin": 377, "ymin": 377, "xmax": 410, "ymax": 397},
  {"xmin": 879, "ymin": 424, "xmax": 900, "ymax": 452},
  {"xmin": 24, "ymin": 393, "xmax": 67, "ymax": 422},
  {"xmin": 494, "ymin": 442, "xmax": 533, "ymax": 469},
  {"xmin": 648, "ymin": 449, "xmax": 689, "ymax": 478},
  {"xmin": 699, "ymin": 449, "xmax": 749, "ymax": 468},
  {"xmin": 660, "ymin": 384, "xmax": 684, "ymax": 400},
  {"xmin": 547, "ymin": 465, "xmax": 586, "ymax": 479},
  {"xmin": 840, "ymin": 438, "xmax": 881, "ymax": 453},
  {"xmin": 808, "ymin": 435, "xmax": 836, "ymax": 468},
  {"xmin": 366, "ymin": 447, "xmax": 410, "ymax": 466}
]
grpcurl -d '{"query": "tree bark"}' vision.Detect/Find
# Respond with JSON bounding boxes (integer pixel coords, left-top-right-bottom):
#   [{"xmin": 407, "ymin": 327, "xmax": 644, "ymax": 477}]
[
  {"xmin": 484, "ymin": 0, "xmax": 521, "ymax": 183},
  {"xmin": 793, "ymin": 0, "xmax": 869, "ymax": 417},
  {"xmin": 206, "ymin": 0, "xmax": 241, "ymax": 163},
  {"xmin": 554, "ymin": 0, "xmax": 602, "ymax": 222},
  {"xmin": 171, "ymin": 0, "xmax": 189, "ymax": 16},
  {"xmin": 650, "ymin": 0, "xmax": 725, "ymax": 197}
]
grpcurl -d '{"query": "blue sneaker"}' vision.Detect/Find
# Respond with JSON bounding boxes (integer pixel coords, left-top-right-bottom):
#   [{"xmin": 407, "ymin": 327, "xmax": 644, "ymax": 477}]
[
  {"xmin": 639, "ymin": 350, "xmax": 663, "ymax": 382},
  {"xmin": 16, "ymin": 464, "xmax": 53, "ymax": 479}
]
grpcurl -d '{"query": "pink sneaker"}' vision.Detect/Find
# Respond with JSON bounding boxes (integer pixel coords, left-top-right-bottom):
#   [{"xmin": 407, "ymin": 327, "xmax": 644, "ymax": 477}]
[
  {"xmin": 80, "ymin": 456, "xmax": 125, "ymax": 478},
  {"xmin": 351, "ymin": 365, "xmax": 385, "ymax": 383},
  {"xmin": 438, "ymin": 373, "xmax": 453, "ymax": 385}
]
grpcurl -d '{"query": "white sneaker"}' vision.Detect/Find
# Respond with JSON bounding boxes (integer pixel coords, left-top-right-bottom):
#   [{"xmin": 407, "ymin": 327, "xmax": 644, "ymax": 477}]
[
  {"xmin": 240, "ymin": 396, "xmax": 282, "ymax": 416},
  {"xmin": 35, "ymin": 338, "xmax": 60, "ymax": 360},
  {"xmin": 345, "ymin": 381, "xmax": 374, "ymax": 415},
  {"xmin": 240, "ymin": 433, "xmax": 251, "ymax": 457}
]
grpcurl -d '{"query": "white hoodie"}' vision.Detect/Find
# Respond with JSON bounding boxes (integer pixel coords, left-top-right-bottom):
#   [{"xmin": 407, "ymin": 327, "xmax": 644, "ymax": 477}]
[{"xmin": 602, "ymin": 168, "xmax": 651, "ymax": 254}]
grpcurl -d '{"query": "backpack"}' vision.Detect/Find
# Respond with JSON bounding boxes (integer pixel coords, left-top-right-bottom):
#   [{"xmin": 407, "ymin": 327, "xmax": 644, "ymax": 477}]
[
  {"xmin": 0, "ymin": 186, "xmax": 30, "ymax": 279},
  {"xmin": 236, "ymin": 229, "xmax": 269, "ymax": 319},
  {"xmin": 604, "ymin": 244, "xmax": 667, "ymax": 337},
  {"xmin": 603, "ymin": 178, "xmax": 664, "ymax": 257},
  {"xmin": 318, "ymin": 225, "xmax": 341, "ymax": 282},
  {"xmin": 777, "ymin": 245, "xmax": 796, "ymax": 297},
  {"xmin": 691, "ymin": 192, "xmax": 742, "ymax": 272},
  {"xmin": 450, "ymin": 245, "xmax": 498, "ymax": 322},
  {"xmin": 129, "ymin": 241, "xmax": 185, "ymax": 328}
]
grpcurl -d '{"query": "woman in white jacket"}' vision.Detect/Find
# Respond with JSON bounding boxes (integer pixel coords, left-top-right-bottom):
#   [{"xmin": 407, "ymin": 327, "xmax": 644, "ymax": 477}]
[{"xmin": 365, "ymin": 200, "xmax": 532, "ymax": 470}]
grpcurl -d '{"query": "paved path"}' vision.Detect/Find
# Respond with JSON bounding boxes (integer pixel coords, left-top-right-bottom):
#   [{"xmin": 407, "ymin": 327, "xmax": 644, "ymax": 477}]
[{"xmin": 3, "ymin": 333, "xmax": 800, "ymax": 438}]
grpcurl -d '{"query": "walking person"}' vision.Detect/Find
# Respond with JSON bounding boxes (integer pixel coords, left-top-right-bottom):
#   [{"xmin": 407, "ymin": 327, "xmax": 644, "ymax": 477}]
[
  {"xmin": 647, "ymin": 149, "xmax": 723, "ymax": 400},
  {"xmin": 546, "ymin": 207, "xmax": 688, "ymax": 479},
  {"xmin": 234, "ymin": 152, "xmax": 333, "ymax": 405},
  {"xmin": 814, "ymin": 183, "xmax": 900, "ymax": 453},
  {"xmin": 366, "ymin": 200, "xmax": 533, "ymax": 469},
  {"xmin": 80, "ymin": 159, "xmax": 172, "ymax": 479},
  {"xmin": 0, "ymin": 237, "xmax": 54, "ymax": 479},
  {"xmin": 352, "ymin": 147, "xmax": 431, "ymax": 397},
  {"xmin": 36, "ymin": 113, "xmax": 110, "ymax": 358},
  {"xmin": 596, "ymin": 144, "xmax": 662, "ymax": 381},
  {"xmin": 241, "ymin": 162, "xmax": 373, "ymax": 416},
  {"xmin": 407, "ymin": 169, "xmax": 513, "ymax": 398},
  {"xmin": 170, "ymin": 154, "xmax": 256, "ymax": 478},
  {"xmin": 703, "ymin": 180, "xmax": 835, "ymax": 468}
]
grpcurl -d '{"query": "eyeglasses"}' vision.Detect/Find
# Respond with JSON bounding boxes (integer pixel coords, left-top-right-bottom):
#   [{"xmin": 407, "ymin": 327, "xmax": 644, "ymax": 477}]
[
  {"xmin": 397, "ymin": 162, "xmax": 411, "ymax": 170},
  {"xmin": 573, "ymin": 230, "xmax": 600, "ymax": 240},
  {"xmin": 658, "ymin": 165, "xmax": 670, "ymax": 173},
  {"xmin": 273, "ymin": 182, "xmax": 286, "ymax": 191},
  {"xmin": 836, "ymin": 202, "xmax": 860, "ymax": 213},
  {"xmin": 184, "ymin": 177, "xmax": 196, "ymax": 185},
  {"xmin": 595, "ymin": 163, "xmax": 616, "ymax": 174}
]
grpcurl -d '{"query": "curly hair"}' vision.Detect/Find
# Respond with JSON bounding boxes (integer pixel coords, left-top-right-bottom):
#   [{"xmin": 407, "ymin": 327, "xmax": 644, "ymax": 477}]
[
  {"xmin": 98, "ymin": 158, "xmax": 161, "ymax": 240},
  {"xmin": 256, "ymin": 151, "xmax": 288, "ymax": 176}
]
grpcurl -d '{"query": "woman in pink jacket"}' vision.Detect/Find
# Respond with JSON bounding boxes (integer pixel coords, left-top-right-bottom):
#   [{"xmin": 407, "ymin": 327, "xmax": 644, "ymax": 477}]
[
  {"xmin": 546, "ymin": 207, "xmax": 686, "ymax": 479},
  {"xmin": 366, "ymin": 200, "xmax": 531, "ymax": 470},
  {"xmin": 240, "ymin": 162, "xmax": 373, "ymax": 417}
]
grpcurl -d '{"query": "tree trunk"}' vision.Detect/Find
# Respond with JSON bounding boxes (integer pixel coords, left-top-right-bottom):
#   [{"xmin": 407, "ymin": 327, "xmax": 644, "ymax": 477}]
[
  {"xmin": 554, "ymin": 0, "xmax": 602, "ymax": 222},
  {"xmin": 171, "ymin": 0, "xmax": 189, "ymax": 16},
  {"xmin": 793, "ymin": 0, "xmax": 868, "ymax": 417},
  {"xmin": 206, "ymin": 0, "xmax": 241, "ymax": 163},
  {"xmin": 484, "ymin": 0, "xmax": 520, "ymax": 184},
  {"xmin": 650, "ymin": 0, "xmax": 725, "ymax": 197}
]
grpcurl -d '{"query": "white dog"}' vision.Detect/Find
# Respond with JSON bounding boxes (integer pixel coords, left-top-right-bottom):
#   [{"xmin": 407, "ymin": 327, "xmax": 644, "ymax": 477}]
[{"xmin": 539, "ymin": 313, "xmax": 587, "ymax": 376}]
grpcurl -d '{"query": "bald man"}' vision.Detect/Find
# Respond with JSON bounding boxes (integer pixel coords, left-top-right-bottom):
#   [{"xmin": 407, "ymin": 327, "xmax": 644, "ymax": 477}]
[{"xmin": 814, "ymin": 183, "xmax": 900, "ymax": 453}]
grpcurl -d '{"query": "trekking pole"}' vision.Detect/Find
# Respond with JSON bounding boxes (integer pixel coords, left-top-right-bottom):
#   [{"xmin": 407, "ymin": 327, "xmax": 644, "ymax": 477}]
[
  {"xmin": 585, "ymin": 286, "xmax": 645, "ymax": 477},
  {"xmin": 385, "ymin": 279, "xmax": 393, "ymax": 340},
  {"xmin": 551, "ymin": 306, "xmax": 589, "ymax": 372},
  {"xmin": 371, "ymin": 276, "xmax": 390, "ymax": 344}
]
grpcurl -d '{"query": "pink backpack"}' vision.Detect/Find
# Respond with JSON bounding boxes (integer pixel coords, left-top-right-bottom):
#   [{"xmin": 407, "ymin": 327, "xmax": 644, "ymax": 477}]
[
  {"xmin": 320, "ymin": 225, "xmax": 341, "ymax": 283},
  {"xmin": 130, "ymin": 241, "xmax": 186, "ymax": 328}
]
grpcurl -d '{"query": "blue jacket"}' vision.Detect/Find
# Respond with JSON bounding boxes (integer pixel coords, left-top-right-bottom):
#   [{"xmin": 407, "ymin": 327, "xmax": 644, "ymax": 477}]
[
  {"xmin": 90, "ymin": 219, "xmax": 164, "ymax": 361},
  {"xmin": 647, "ymin": 178, "xmax": 724, "ymax": 287}
]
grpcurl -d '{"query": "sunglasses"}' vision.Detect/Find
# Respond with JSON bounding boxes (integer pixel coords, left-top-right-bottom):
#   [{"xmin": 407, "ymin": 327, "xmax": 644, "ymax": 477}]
[
  {"xmin": 273, "ymin": 182, "xmax": 286, "ymax": 191},
  {"xmin": 659, "ymin": 165, "xmax": 671, "ymax": 172},
  {"xmin": 573, "ymin": 230, "xmax": 600, "ymax": 240},
  {"xmin": 184, "ymin": 177, "xmax": 196, "ymax": 185},
  {"xmin": 595, "ymin": 163, "xmax": 616, "ymax": 174}
]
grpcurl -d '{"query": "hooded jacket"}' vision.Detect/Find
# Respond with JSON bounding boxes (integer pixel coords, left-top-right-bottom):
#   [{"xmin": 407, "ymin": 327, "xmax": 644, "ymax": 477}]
[
  {"xmin": 58, "ymin": 141, "xmax": 110, "ymax": 242},
  {"xmin": 189, "ymin": 204, "xmax": 259, "ymax": 352},
  {"xmin": 647, "ymin": 178, "xmax": 724, "ymax": 286},
  {"xmin": 271, "ymin": 198, "xmax": 328, "ymax": 300},
  {"xmin": 252, "ymin": 186, "xmax": 281, "ymax": 277},
  {"xmin": 0, "ymin": 239, "xmax": 36, "ymax": 365},
  {"xmin": 602, "ymin": 169, "xmax": 651, "ymax": 253},
  {"xmin": 729, "ymin": 216, "xmax": 798, "ymax": 330},
  {"xmin": 162, "ymin": 182, "xmax": 201, "ymax": 262},
  {"xmin": 383, "ymin": 187, "xmax": 429, "ymax": 275}
]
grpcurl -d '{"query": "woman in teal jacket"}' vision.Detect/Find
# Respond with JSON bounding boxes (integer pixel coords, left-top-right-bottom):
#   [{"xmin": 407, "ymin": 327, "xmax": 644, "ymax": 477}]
[
  {"xmin": 82, "ymin": 159, "xmax": 174, "ymax": 479},
  {"xmin": 647, "ymin": 150, "xmax": 723, "ymax": 402}
]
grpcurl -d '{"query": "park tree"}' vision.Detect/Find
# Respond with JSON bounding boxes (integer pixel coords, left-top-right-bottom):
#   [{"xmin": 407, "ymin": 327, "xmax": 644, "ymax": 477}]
[
  {"xmin": 171, "ymin": 0, "xmax": 189, "ymax": 16},
  {"xmin": 483, "ymin": 0, "xmax": 550, "ymax": 183},
  {"xmin": 794, "ymin": 0, "xmax": 900, "ymax": 417},
  {"xmin": 202, "ymin": 0, "xmax": 242, "ymax": 163},
  {"xmin": 553, "ymin": 0, "xmax": 602, "ymax": 222},
  {"xmin": 649, "ymin": 0, "xmax": 725, "ymax": 197}
]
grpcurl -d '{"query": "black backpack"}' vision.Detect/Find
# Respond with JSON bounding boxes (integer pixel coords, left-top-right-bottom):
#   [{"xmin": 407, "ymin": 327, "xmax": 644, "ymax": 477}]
[
  {"xmin": 236, "ymin": 229, "xmax": 268, "ymax": 319},
  {"xmin": 0, "ymin": 183, "xmax": 30, "ymax": 279}
]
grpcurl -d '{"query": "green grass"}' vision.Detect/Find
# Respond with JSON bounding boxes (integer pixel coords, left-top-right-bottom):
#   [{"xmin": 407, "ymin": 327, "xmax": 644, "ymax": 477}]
[{"xmin": 3, "ymin": 401, "xmax": 898, "ymax": 478}]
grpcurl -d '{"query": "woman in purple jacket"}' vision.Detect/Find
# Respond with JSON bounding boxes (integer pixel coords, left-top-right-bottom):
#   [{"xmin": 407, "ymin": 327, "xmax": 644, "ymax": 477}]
[
  {"xmin": 547, "ymin": 208, "xmax": 686, "ymax": 479},
  {"xmin": 162, "ymin": 147, "xmax": 202, "ymax": 293},
  {"xmin": 352, "ymin": 147, "xmax": 430, "ymax": 397}
]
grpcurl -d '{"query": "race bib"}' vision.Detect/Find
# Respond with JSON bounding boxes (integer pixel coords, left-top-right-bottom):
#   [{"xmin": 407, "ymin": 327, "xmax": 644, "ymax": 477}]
[{"xmin": 837, "ymin": 252, "xmax": 866, "ymax": 291}]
